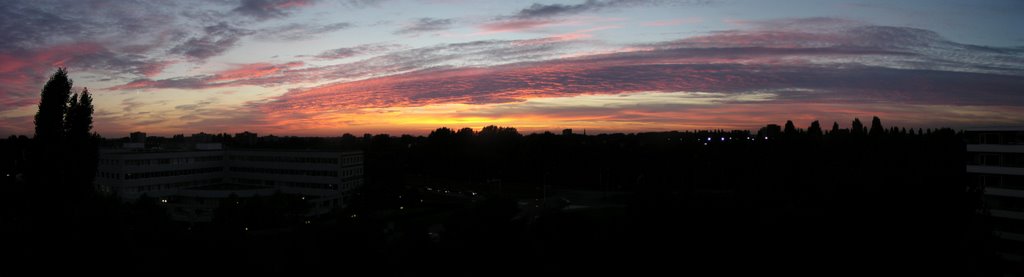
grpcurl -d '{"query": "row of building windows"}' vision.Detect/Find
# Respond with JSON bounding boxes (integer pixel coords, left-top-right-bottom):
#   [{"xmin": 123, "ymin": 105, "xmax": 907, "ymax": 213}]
[
  {"xmin": 125, "ymin": 167, "xmax": 223, "ymax": 180},
  {"xmin": 101, "ymin": 153, "xmax": 361, "ymax": 167},
  {"xmin": 124, "ymin": 156, "xmax": 224, "ymax": 166},
  {"xmin": 125, "ymin": 178, "xmax": 223, "ymax": 193},
  {"xmin": 342, "ymin": 167, "xmax": 363, "ymax": 178},
  {"xmin": 103, "ymin": 166, "xmax": 354, "ymax": 182},
  {"xmin": 991, "ymin": 216, "xmax": 1024, "ymax": 235},
  {"xmin": 97, "ymin": 171, "xmax": 122, "ymax": 180},
  {"xmin": 344, "ymin": 179, "xmax": 363, "ymax": 190},
  {"xmin": 318, "ymin": 197, "xmax": 343, "ymax": 208},
  {"xmin": 229, "ymin": 177, "xmax": 265, "ymax": 186},
  {"xmin": 342, "ymin": 156, "xmax": 363, "ymax": 166},
  {"xmin": 970, "ymin": 152, "xmax": 1024, "ymax": 168},
  {"xmin": 167, "ymin": 195, "xmax": 345, "ymax": 217},
  {"xmin": 979, "ymin": 175, "xmax": 1024, "ymax": 190},
  {"xmin": 967, "ymin": 132, "xmax": 1024, "ymax": 145},
  {"xmin": 987, "ymin": 195, "xmax": 1024, "ymax": 212},
  {"xmin": 281, "ymin": 181, "xmax": 339, "ymax": 190},
  {"xmin": 99, "ymin": 158, "xmax": 120, "ymax": 165},
  {"xmin": 228, "ymin": 155, "xmax": 339, "ymax": 164},
  {"xmin": 228, "ymin": 166, "xmax": 337, "ymax": 177},
  {"xmin": 227, "ymin": 178, "xmax": 363, "ymax": 191}
]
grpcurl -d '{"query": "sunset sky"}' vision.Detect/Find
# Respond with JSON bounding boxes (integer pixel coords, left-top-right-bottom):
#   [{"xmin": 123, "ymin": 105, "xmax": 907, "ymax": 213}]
[{"xmin": 1, "ymin": 0, "xmax": 1023, "ymax": 137}]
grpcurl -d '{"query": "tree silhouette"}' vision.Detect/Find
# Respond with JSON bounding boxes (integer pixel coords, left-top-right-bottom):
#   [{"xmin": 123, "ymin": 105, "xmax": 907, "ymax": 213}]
[
  {"xmin": 869, "ymin": 116, "xmax": 885, "ymax": 136},
  {"xmin": 29, "ymin": 68, "xmax": 97, "ymax": 201},
  {"xmin": 784, "ymin": 120, "xmax": 797, "ymax": 136},
  {"xmin": 66, "ymin": 88, "xmax": 93, "ymax": 138},
  {"xmin": 478, "ymin": 125, "xmax": 521, "ymax": 138},
  {"xmin": 428, "ymin": 127, "xmax": 455, "ymax": 139},
  {"xmin": 807, "ymin": 120, "xmax": 823, "ymax": 137},
  {"xmin": 831, "ymin": 122, "xmax": 840, "ymax": 134},
  {"xmin": 456, "ymin": 127, "xmax": 474, "ymax": 139},
  {"xmin": 66, "ymin": 88, "xmax": 97, "ymax": 196},
  {"xmin": 30, "ymin": 68, "xmax": 74, "ymax": 200},
  {"xmin": 851, "ymin": 118, "xmax": 865, "ymax": 135},
  {"xmin": 65, "ymin": 93, "xmax": 78, "ymax": 136},
  {"xmin": 34, "ymin": 67, "xmax": 72, "ymax": 142}
]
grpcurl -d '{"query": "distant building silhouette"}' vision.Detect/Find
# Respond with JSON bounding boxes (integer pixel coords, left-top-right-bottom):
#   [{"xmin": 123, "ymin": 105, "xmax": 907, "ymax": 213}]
[
  {"xmin": 966, "ymin": 130, "xmax": 1024, "ymax": 273},
  {"xmin": 96, "ymin": 134, "xmax": 364, "ymax": 222},
  {"xmin": 757, "ymin": 124, "xmax": 781, "ymax": 139},
  {"xmin": 130, "ymin": 131, "xmax": 147, "ymax": 143},
  {"xmin": 190, "ymin": 132, "xmax": 214, "ymax": 143},
  {"xmin": 235, "ymin": 131, "xmax": 257, "ymax": 146},
  {"xmin": 562, "ymin": 129, "xmax": 572, "ymax": 136}
]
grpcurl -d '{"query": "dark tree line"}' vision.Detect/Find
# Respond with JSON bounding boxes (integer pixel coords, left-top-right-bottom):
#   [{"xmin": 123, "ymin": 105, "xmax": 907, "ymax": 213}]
[
  {"xmin": 312, "ymin": 119, "xmax": 980, "ymax": 275},
  {"xmin": 3, "ymin": 68, "xmax": 105, "ymax": 271},
  {"xmin": 29, "ymin": 67, "xmax": 98, "ymax": 200}
]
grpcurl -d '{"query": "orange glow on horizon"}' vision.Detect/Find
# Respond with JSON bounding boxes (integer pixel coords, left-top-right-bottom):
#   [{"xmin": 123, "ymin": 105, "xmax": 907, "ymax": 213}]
[{"xmin": 89, "ymin": 90, "xmax": 1024, "ymax": 138}]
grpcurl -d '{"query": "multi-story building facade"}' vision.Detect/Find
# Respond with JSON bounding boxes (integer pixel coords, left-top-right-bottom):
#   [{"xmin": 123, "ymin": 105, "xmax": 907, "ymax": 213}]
[
  {"xmin": 966, "ymin": 130, "xmax": 1024, "ymax": 275},
  {"xmin": 96, "ymin": 143, "xmax": 363, "ymax": 222}
]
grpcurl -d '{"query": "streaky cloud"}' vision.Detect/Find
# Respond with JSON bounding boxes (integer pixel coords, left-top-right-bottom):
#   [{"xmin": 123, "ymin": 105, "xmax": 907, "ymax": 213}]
[
  {"xmin": 255, "ymin": 22, "xmax": 353, "ymax": 41},
  {"xmin": 510, "ymin": 0, "xmax": 708, "ymax": 20},
  {"xmin": 312, "ymin": 44, "xmax": 404, "ymax": 60},
  {"xmin": 233, "ymin": 0, "xmax": 314, "ymax": 20},
  {"xmin": 169, "ymin": 22, "xmax": 252, "ymax": 61},
  {"xmin": 394, "ymin": 18, "xmax": 455, "ymax": 35}
]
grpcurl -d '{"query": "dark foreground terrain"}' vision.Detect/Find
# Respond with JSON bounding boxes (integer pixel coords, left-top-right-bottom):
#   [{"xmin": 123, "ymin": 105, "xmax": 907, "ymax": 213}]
[{"xmin": 0, "ymin": 123, "xmax": 993, "ymax": 275}]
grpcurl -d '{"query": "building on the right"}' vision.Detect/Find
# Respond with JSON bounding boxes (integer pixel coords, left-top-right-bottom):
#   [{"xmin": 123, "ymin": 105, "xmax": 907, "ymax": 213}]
[{"xmin": 965, "ymin": 130, "xmax": 1024, "ymax": 275}]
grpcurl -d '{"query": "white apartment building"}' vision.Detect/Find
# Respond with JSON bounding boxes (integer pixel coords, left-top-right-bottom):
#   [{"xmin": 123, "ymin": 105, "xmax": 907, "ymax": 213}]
[
  {"xmin": 96, "ymin": 143, "xmax": 363, "ymax": 222},
  {"xmin": 966, "ymin": 130, "xmax": 1024, "ymax": 275}
]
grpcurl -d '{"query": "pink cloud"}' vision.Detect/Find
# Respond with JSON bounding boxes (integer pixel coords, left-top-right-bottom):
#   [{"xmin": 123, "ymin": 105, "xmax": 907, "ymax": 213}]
[
  {"xmin": 107, "ymin": 61, "xmax": 307, "ymax": 91},
  {"xmin": 138, "ymin": 60, "xmax": 176, "ymax": 77},
  {"xmin": 212, "ymin": 61, "xmax": 304, "ymax": 82},
  {"xmin": 548, "ymin": 25, "xmax": 620, "ymax": 41},
  {"xmin": 67, "ymin": 20, "xmax": 1024, "ymax": 136},
  {"xmin": 251, "ymin": 33, "xmax": 1024, "ymax": 128},
  {"xmin": 0, "ymin": 42, "xmax": 111, "ymax": 108},
  {"xmin": 106, "ymin": 79, "xmax": 160, "ymax": 91},
  {"xmin": 477, "ymin": 16, "xmax": 625, "ymax": 35},
  {"xmin": 273, "ymin": 0, "xmax": 313, "ymax": 9}
]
